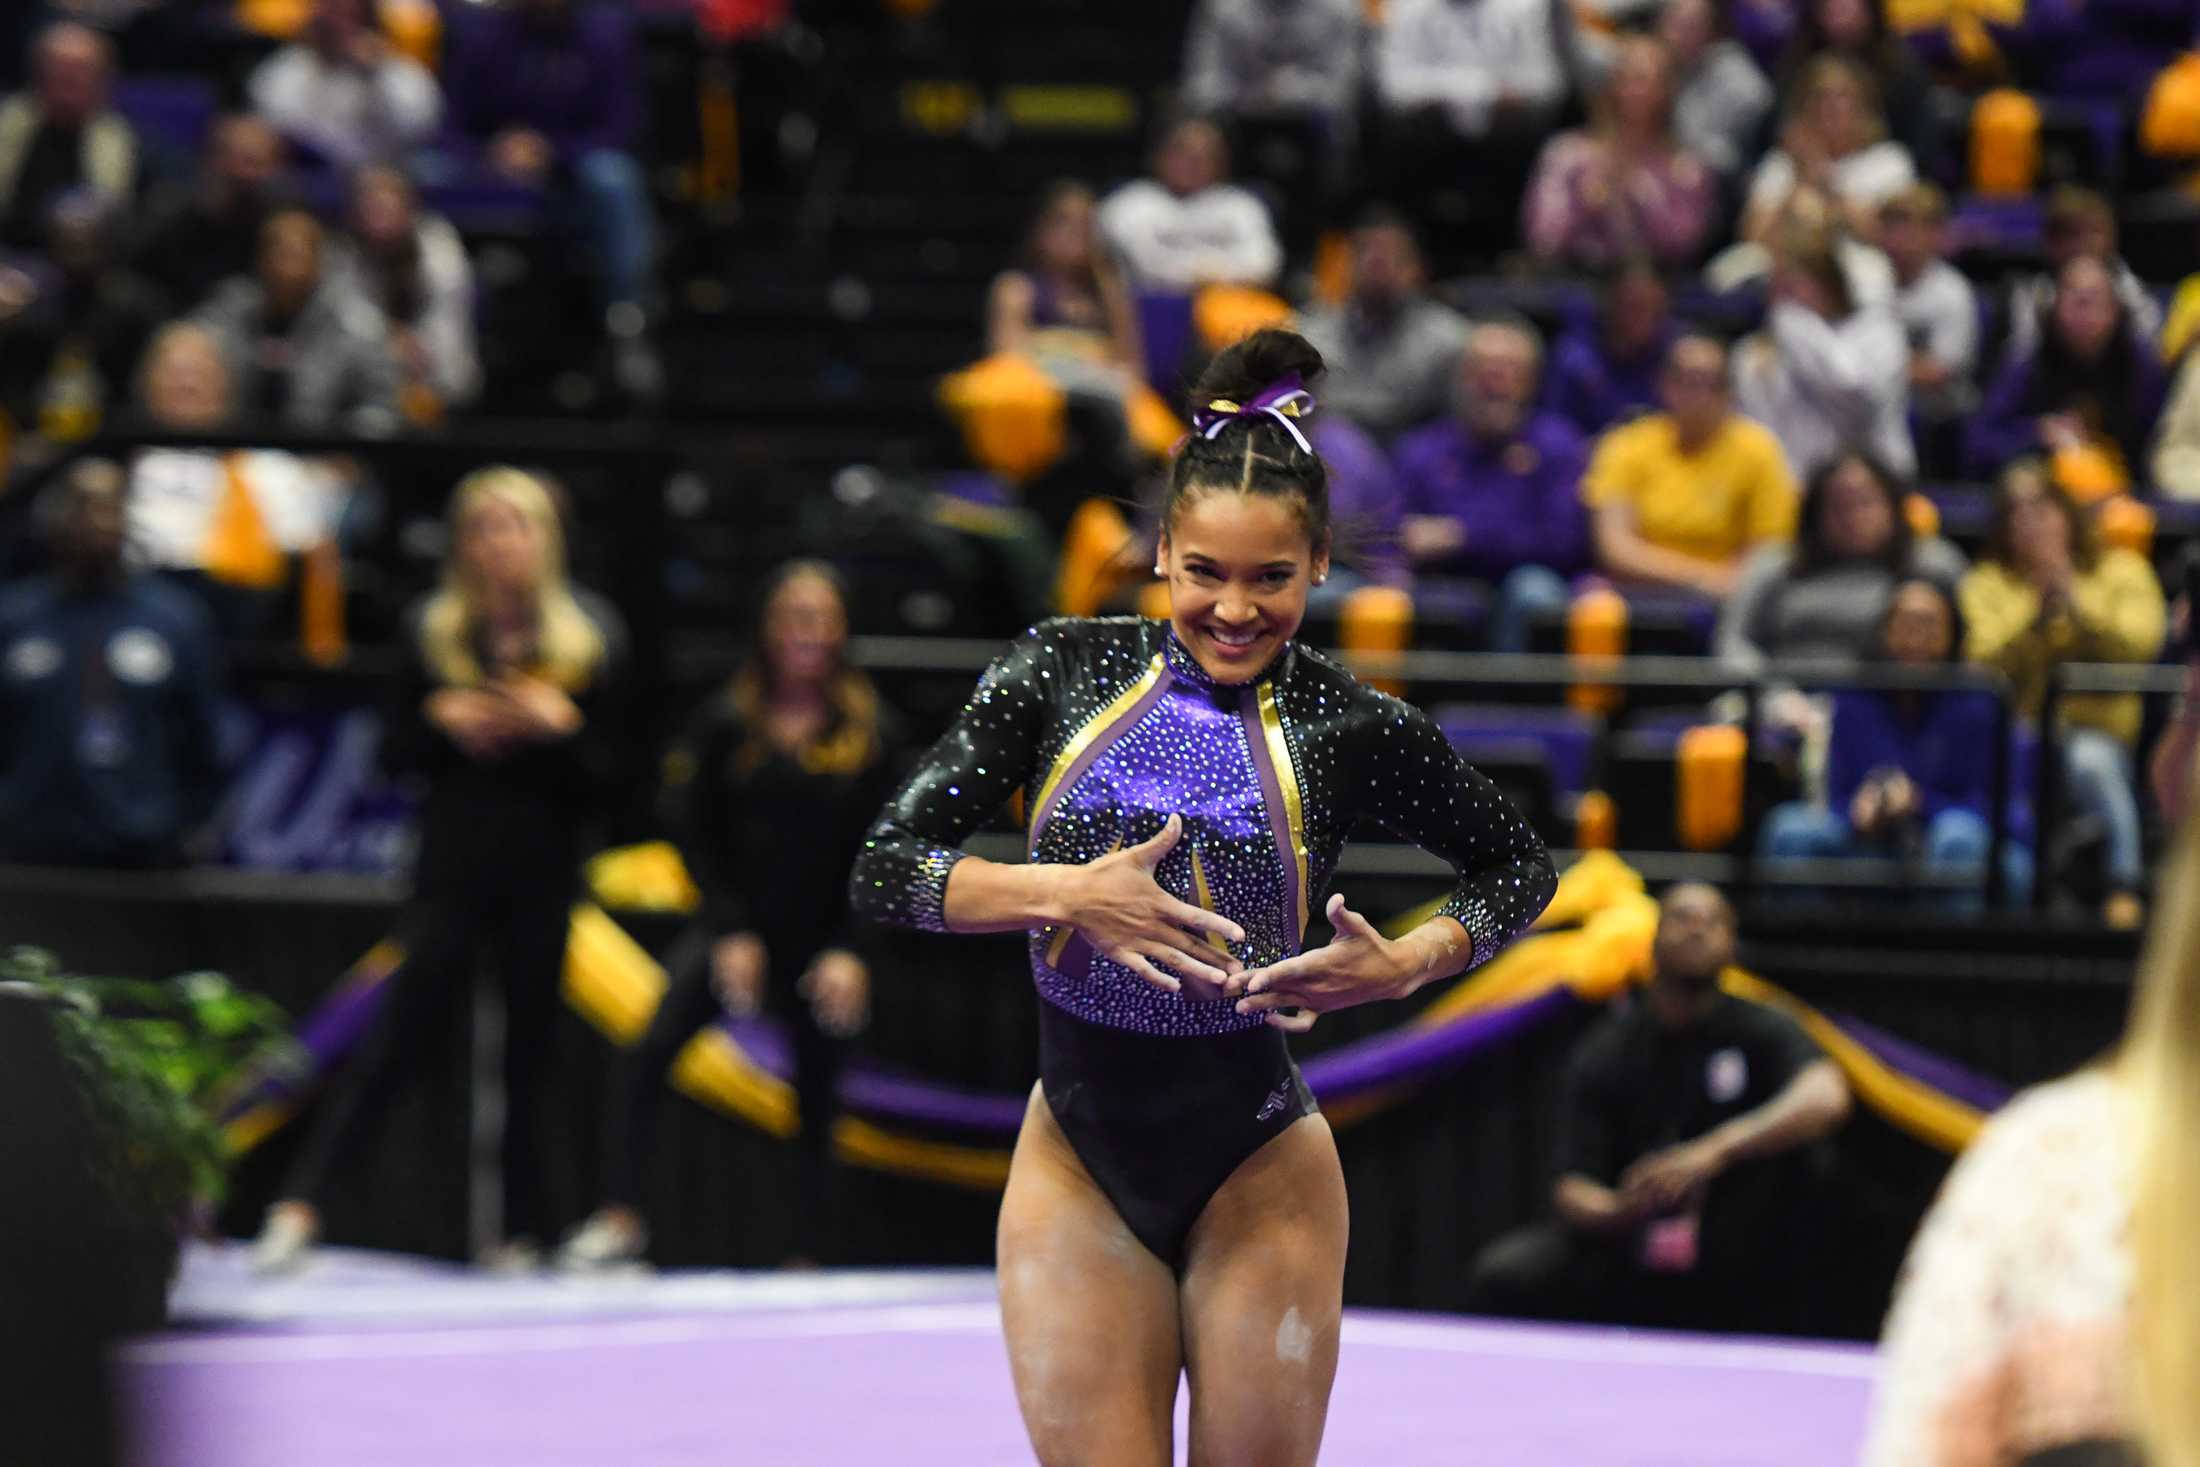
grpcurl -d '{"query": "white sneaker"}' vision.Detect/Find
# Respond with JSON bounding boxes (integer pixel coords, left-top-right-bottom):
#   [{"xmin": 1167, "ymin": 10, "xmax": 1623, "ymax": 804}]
[
  {"xmin": 250, "ymin": 1203, "xmax": 319, "ymax": 1277},
  {"xmin": 556, "ymin": 1211, "xmax": 650, "ymax": 1274}
]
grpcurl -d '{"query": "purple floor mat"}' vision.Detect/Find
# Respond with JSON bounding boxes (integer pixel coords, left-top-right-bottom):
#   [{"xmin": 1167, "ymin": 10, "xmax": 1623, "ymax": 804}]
[{"xmin": 126, "ymin": 1261, "xmax": 1878, "ymax": 1467}]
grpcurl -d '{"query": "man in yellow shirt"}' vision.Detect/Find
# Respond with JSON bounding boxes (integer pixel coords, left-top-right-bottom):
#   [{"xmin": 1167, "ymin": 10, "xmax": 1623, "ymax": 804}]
[{"xmin": 1582, "ymin": 334, "xmax": 1800, "ymax": 598}]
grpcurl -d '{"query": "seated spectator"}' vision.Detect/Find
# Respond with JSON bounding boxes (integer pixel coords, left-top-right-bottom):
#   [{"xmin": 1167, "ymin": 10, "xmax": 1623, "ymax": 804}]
[
  {"xmin": 0, "ymin": 188, "xmax": 162, "ymax": 443},
  {"xmin": 1966, "ymin": 255, "xmax": 2167, "ymax": 493},
  {"xmin": 1372, "ymin": 0, "xmax": 1571, "ymax": 262},
  {"xmin": 0, "ymin": 22, "xmax": 133, "ymax": 252},
  {"xmin": 1775, "ymin": 0, "xmax": 1942, "ymax": 169},
  {"xmin": 1586, "ymin": 331, "xmax": 1800, "ymax": 598},
  {"xmin": 0, "ymin": 458, "xmax": 224, "ymax": 867},
  {"xmin": 1391, "ymin": 317, "xmax": 1592, "ymax": 652},
  {"xmin": 326, "ymin": 163, "xmax": 479, "ymax": 417},
  {"xmin": 446, "ymin": 0, "xmax": 660, "ymax": 400},
  {"xmin": 1523, "ymin": 37, "xmax": 1716, "ymax": 273},
  {"xmin": 195, "ymin": 207, "xmax": 400, "ymax": 432},
  {"xmin": 122, "ymin": 321, "xmax": 368, "ymax": 639},
  {"xmin": 2151, "ymin": 346, "xmax": 2200, "ymax": 499},
  {"xmin": 1298, "ymin": 206, "xmax": 1467, "ymax": 443},
  {"xmin": 131, "ymin": 115, "xmax": 290, "ymax": 317},
  {"xmin": 2005, "ymin": 187, "xmax": 2162, "ymax": 365},
  {"xmin": 1467, "ymin": 884, "xmax": 1851, "ymax": 1333},
  {"xmin": 1758, "ymin": 577, "xmax": 2033, "ymax": 910},
  {"xmin": 1742, "ymin": 54, "xmax": 1915, "ymax": 246},
  {"xmin": 1096, "ymin": 115, "xmax": 1282, "ymax": 293},
  {"xmin": 1544, "ymin": 259, "xmax": 1675, "ymax": 436},
  {"xmin": 1658, "ymin": 0, "xmax": 1775, "ymax": 183},
  {"xmin": 1180, "ymin": 0, "xmax": 1362, "ymax": 147},
  {"xmin": 1719, "ymin": 450, "xmax": 1966, "ymax": 672},
  {"xmin": 1961, "ymin": 460, "xmax": 2165, "ymax": 928},
  {"xmin": 988, "ymin": 180, "xmax": 1139, "ymax": 375},
  {"xmin": 247, "ymin": 0, "xmax": 442, "ymax": 172},
  {"xmin": 1879, "ymin": 183, "xmax": 1978, "ymax": 423},
  {"xmin": 1734, "ymin": 224, "xmax": 1915, "ymax": 477}
]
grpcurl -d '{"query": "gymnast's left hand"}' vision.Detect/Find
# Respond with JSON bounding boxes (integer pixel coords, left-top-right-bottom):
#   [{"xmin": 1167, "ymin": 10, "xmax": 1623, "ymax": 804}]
[{"xmin": 1231, "ymin": 893, "xmax": 1411, "ymax": 1032}]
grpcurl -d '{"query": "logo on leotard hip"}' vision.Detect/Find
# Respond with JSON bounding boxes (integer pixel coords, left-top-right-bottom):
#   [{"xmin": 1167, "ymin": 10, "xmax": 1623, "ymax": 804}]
[{"xmin": 1255, "ymin": 1083, "xmax": 1294, "ymax": 1122}]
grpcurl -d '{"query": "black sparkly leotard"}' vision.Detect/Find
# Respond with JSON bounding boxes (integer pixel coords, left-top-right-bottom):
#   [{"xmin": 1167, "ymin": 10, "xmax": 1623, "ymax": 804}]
[{"xmin": 851, "ymin": 616, "xmax": 1556, "ymax": 1268}]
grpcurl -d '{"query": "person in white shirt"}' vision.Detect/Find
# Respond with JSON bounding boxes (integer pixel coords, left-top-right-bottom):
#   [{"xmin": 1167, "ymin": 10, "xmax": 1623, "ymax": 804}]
[
  {"xmin": 1879, "ymin": 182, "xmax": 1977, "ymax": 421},
  {"xmin": 1182, "ymin": 0, "xmax": 1364, "ymax": 132},
  {"xmin": 1742, "ymin": 53, "xmax": 1914, "ymax": 247},
  {"xmin": 1734, "ymin": 224, "xmax": 1915, "ymax": 478},
  {"xmin": 1658, "ymin": 0, "xmax": 1774, "ymax": 181},
  {"xmin": 247, "ymin": 0, "xmax": 442, "ymax": 172},
  {"xmin": 1095, "ymin": 116, "xmax": 1282, "ymax": 293}
]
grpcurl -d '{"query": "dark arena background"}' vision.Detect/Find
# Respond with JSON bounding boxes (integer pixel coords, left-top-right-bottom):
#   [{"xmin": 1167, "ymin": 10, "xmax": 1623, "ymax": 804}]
[{"xmin": 0, "ymin": 0, "xmax": 2191, "ymax": 1462}]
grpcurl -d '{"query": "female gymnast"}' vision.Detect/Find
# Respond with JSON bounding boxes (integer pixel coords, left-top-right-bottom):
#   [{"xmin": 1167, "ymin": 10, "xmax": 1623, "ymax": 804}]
[{"xmin": 851, "ymin": 329, "xmax": 1556, "ymax": 1464}]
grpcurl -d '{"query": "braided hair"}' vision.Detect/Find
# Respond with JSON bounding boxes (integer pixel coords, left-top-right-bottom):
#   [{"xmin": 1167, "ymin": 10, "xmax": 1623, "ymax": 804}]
[{"xmin": 1168, "ymin": 328, "xmax": 1332, "ymax": 550}]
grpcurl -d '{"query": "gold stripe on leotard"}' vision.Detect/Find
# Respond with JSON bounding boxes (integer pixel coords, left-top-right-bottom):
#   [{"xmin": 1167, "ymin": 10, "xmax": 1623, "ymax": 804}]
[
  {"xmin": 1028, "ymin": 653, "xmax": 1168, "ymax": 847},
  {"xmin": 1188, "ymin": 845, "xmax": 1234, "ymax": 957},
  {"xmin": 1255, "ymin": 680, "xmax": 1310, "ymax": 943}
]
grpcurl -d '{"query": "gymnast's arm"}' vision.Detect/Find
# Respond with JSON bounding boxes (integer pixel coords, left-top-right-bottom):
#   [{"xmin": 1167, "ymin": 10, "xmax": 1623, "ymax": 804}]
[{"xmin": 848, "ymin": 624, "xmax": 1243, "ymax": 989}]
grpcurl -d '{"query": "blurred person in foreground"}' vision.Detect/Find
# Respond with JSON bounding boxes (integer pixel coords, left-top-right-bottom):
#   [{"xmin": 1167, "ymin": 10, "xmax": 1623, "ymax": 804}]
[
  {"xmin": 562, "ymin": 562, "xmax": 902, "ymax": 1270},
  {"xmin": 0, "ymin": 22, "xmax": 133, "ymax": 253},
  {"xmin": 0, "ymin": 457, "xmax": 223, "ymax": 868},
  {"xmin": 1468, "ymin": 883, "xmax": 1851, "ymax": 1333},
  {"xmin": 254, "ymin": 468, "xmax": 627, "ymax": 1273},
  {"xmin": 1861, "ymin": 784, "xmax": 2200, "ymax": 1464}
]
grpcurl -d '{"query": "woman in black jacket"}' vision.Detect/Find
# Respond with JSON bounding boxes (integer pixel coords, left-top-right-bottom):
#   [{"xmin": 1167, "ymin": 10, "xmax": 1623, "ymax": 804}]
[
  {"xmin": 253, "ymin": 466, "xmax": 625, "ymax": 1272},
  {"xmin": 560, "ymin": 561, "xmax": 901, "ymax": 1270}
]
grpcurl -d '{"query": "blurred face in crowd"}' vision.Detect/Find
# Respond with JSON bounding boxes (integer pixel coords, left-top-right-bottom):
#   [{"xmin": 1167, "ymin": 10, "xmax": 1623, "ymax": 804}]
[
  {"xmin": 2003, "ymin": 466, "xmax": 2075, "ymax": 574},
  {"xmin": 310, "ymin": 0, "xmax": 367, "ymax": 54},
  {"xmin": 458, "ymin": 492, "xmax": 549, "ymax": 598},
  {"xmin": 1458, "ymin": 324, "xmax": 1539, "ymax": 442},
  {"xmin": 1660, "ymin": 335, "xmax": 1730, "ymax": 441},
  {"xmin": 351, "ymin": 166, "xmax": 418, "ymax": 251},
  {"xmin": 259, "ymin": 211, "xmax": 325, "ymax": 310},
  {"xmin": 2045, "ymin": 203, "xmax": 2113, "ymax": 269},
  {"xmin": 1802, "ymin": 66, "xmax": 1871, "ymax": 156},
  {"xmin": 1159, "ymin": 489, "xmax": 1326, "ymax": 684},
  {"xmin": 763, "ymin": 569, "xmax": 850, "ymax": 692},
  {"xmin": 1350, "ymin": 221, "xmax": 1425, "ymax": 313},
  {"xmin": 1656, "ymin": 0, "xmax": 1715, "ymax": 70},
  {"xmin": 212, "ymin": 116, "xmax": 284, "ymax": 199},
  {"xmin": 1818, "ymin": 456, "xmax": 1898, "ymax": 561},
  {"xmin": 1155, "ymin": 120, "xmax": 1227, "ymax": 198},
  {"xmin": 1605, "ymin": 39, "xmax": 1673, "ymax": 138},
  {"xmin": 56, "ymin": 460, "xmax": 127, "ymax": 577},
  {"xmin": 1652, "ymin": 884, "xmax": 1736, "ymax": 991},
  {"xmin": 2052, "ymin": 256, "xmax": 2120, "ymax": 361},
  {"xmin": 1032, "ymin": 187, "xmax": 1096, "ymax": 277},
  {"xmin": 1605, "ymin": 269, "xmax": 1670, "ymax": 358},
  {"xmin": 1815, "ymin": 0, "xmax": 1876, "ymax": 49},
  {"xmin": 1877, "ymin": 196, "xmax": 1944, "ymax": 278},
  {"xmin": 36, "ymin": 25, "xmax": 110, "ymax": 128},
  {"xmin": 1882, "ymin": 580, "xmax": 1955, "ymax": 666},
  {"xmin": 142, "ymin": 327, "xmax": 233, "ymax": 430}
]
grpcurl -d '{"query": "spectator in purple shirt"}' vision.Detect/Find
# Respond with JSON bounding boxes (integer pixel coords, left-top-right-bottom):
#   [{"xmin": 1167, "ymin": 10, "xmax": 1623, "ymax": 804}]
[
  {"xmin": 446, "ymin": 0, "xmax": 660, "ymax": 401},
  {"xmin": 1393, "ymin": 316, "xmax": 1593, "ymax": 652},
  {"xmin": 1758, "ymin": 577, "xmax": 2034, "ymax": 911},
  {"xmin": 1545, "ymin": 261, "xmax": 1677, "ymax": 436}
]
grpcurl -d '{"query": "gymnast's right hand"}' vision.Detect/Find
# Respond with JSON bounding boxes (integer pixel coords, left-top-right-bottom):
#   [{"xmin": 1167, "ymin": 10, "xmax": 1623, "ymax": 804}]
[{"xmin": 1059, "ymin": 814, "xmax": 1246, "ymax": 995}]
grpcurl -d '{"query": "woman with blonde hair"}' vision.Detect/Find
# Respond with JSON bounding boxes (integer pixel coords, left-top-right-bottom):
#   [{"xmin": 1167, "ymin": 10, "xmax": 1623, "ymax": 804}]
[
  {"xmin": 1742, "ymin": 52, "xmax": 1916, "ymax": 246},
  {"xmin": 1862, "ymin": 794, "xmax": 2200, "ymax": 1465},
  {"xmin": 253, "ymin": 467, "xmax": 627, "ymax": 1273}
]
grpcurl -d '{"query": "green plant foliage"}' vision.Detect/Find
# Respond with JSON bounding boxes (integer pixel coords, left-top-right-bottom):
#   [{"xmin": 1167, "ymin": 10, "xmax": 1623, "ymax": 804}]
[{"xmin": 0, "ymin": 947, "xmax": 295, "ymax": 1219}]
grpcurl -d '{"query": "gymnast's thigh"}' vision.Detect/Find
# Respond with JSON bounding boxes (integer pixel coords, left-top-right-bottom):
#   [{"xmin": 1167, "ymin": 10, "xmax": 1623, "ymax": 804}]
[
  {"xmin": 996, "ymin": 1084, "xmax": 1182, "ymax": 1467},
  {"xmin": 1180, "ymin": 1112, "xmax": 1349, "ymax": 1467}
]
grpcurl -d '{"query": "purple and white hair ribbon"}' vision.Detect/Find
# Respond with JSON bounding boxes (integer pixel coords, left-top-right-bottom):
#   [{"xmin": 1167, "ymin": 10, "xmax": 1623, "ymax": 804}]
[{"xmin": 1189, "ymin": 372, "xmax": 1316, "ymax": 454}]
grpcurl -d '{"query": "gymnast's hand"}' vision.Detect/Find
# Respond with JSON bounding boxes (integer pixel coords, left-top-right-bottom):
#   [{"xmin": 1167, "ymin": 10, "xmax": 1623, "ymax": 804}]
[
  {"xmin": 1059, "ymin": 814, "xmax": 1247, "ymax": 996},
  {"xmin": 1233, "ymin": 892, "xmax": 1414, "ymax": 1032}
]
